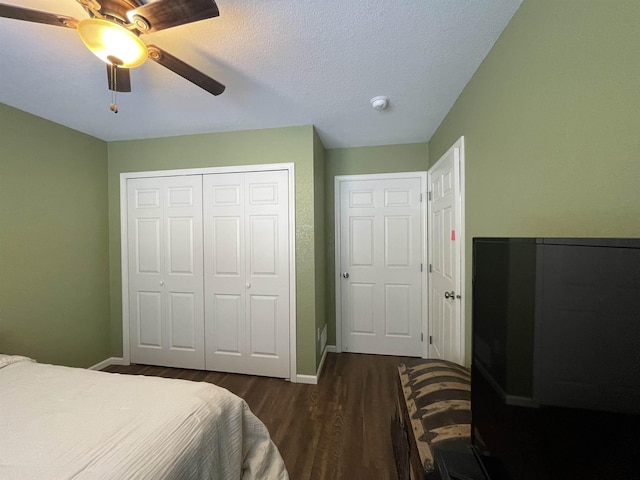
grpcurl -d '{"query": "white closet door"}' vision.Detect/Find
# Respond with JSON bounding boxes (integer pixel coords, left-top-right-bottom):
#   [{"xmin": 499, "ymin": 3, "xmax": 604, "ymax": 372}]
[
  {"xmin": 244, "ymin": 171, "xmax": 290, "ymax": 377},
  {"xmin": 203, "ymin": 170, "xmax": 290, "ymax": 378},
  {"xmin": 128, "ymin": 176, "xmax": 204, "ymax": 369},
  {"xmin": 203, "ymin": 173, "xmax": 246, "ymax": 374}
]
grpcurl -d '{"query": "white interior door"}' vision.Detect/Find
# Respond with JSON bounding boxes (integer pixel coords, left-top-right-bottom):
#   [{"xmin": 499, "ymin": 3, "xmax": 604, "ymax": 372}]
[
  {"xmin": 428, "ymin": 139, "xmax": 464, "ymax": 364},
  {"xmin": 203, "ymin": 170, "xmax": 290, "ymax": 378},
  {"xmin": 127, "ymin": 176, "xmax": 204, "ymax": 369},
  {"xmin": 339, "ymin": 175, "xmax": 423, "ymax": 356}
]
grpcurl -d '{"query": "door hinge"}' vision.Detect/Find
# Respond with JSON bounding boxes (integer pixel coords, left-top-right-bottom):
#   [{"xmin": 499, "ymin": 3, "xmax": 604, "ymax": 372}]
[
  {"xmin": 429, "ymin": 264, "xmax": 433, "ymax": 273},
  {"xmin": 427, "ymin": 191, "xmax": 432, "ymax": 201},
  {"xmin": 421, "ymin": 333, "xmax": 424, "ymax": 342},
  {"xmin": 420, "ymin": 263, "xmax": 423, "ymax": 272},
  {"xmin": 420, "ymin": 193, "xmax": 423, "ymax": 202},
  {"xmin": 429, "ymin": 335, "xmax": 433, "ymax": 345}
]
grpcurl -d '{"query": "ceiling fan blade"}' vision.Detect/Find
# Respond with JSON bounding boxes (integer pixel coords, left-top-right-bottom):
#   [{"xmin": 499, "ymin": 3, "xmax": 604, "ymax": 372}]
[
  {"xmin": 147, "ymin": 45, "xmax": 225, "ymax": 96},
  {"xmin": 0, "ymin": 3, "xmax": 78, "ymax": 28},
  {"xmin": 106, "ymin": 65, "xmax": 132, "ymax": 92},
  {"xmin": 127, "ymin": 0, "xmax": 219, "ymax": 33}
]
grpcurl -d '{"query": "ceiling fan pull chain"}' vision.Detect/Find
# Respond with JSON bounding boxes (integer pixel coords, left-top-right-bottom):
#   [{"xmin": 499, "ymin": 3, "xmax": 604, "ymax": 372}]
[{"xmin": 109, "ymin": 63, "xmax": 118, "ymax": 114}]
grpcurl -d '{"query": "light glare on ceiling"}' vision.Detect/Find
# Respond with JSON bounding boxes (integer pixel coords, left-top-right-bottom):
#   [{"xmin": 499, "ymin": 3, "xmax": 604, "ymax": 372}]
[{"xmin": 76, "ymin": 18, "xmax": 148, "ymax": 68}]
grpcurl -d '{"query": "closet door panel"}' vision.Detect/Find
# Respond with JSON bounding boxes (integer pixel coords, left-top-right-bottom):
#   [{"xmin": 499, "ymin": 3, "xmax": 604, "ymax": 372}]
[
  {"xmin": 165, "ymin": 213, "xmax": 199, "ymax": 353},
  {"xmin": 167, "ymin": 217, "xmax": 195, "ymax": 274},
  {"xmin": 128, "ymin": 176, "xmax": 204, "ymax": 370},
  {"xmin": 249, "ymin": 295, "xmax": 278, "ymax": 356},
  {"xmin": 213, "ymin": 294, "xmax": 243, "ymax": 354},
  {"xmin": 203, "ymin": 173, "xmax": 246, "ymax": 372},
  {"xmin": 137, "ymin": 291, "xmax": 162, "ymax": 348},
  {"xmin": 213, "ymin": 217, "xmax": 241, "ymax": 275},
  {"xmin": 136, "ymin": 218, "xmax": 162, "ymax": 274},
  {"xmin": 168, "ymin": 292, "xmax": 196, "ymax": 349},
  {"xmin": 249, "ymin": 216, "xmax": 278, "ymax": 275},
  {"xmin": 163, "ymin": 175, "xmax": 204, "ymax": 367},
  {"xmin": 204, "ymin": 170, "xmax": 290, "ymax": 378},
  {"xmin": 128, "ymin": 178, "xmax": 165, "ymax": 363},
  {"xmin": 244, "ymin": 171, "xmax": 290, "ymax": 378}
]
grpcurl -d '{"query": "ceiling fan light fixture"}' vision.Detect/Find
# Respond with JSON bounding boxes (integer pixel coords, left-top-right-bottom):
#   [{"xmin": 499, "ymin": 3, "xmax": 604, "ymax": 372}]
[{"xmin": 77, "ymin": 18, "xmax": 148, "ymax": 68}]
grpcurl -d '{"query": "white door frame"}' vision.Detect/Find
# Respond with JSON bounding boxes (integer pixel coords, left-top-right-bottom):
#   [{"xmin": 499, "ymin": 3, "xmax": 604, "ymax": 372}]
[
  {"xmin": 120, "ymin": 163, "xmax": 297, "ymax": 380},
  {"xmin": 334, "ymin": 171, "xmax": 428, "ymax": 357},
  {"xmin": 427, "ymin": 136, "xmax": 466, "ymax": 364}
]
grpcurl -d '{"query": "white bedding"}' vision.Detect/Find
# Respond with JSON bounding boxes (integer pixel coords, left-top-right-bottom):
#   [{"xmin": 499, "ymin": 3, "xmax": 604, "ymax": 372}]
[{"xmin": 0, "ymin": 355, "xmax": 288, "ymax": 480}]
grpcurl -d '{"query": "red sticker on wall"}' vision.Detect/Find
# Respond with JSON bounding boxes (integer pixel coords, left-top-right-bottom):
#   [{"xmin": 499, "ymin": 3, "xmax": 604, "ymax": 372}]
[{"xmin": 451, "ymin": 230, "xmax": 456, "ymax": 241}]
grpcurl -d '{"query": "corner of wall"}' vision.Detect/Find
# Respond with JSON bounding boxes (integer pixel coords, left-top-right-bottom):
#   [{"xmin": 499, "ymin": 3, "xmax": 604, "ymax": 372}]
[{"xmin": 312, "ymin": 126, "xmax": 327, "ymax": 370}]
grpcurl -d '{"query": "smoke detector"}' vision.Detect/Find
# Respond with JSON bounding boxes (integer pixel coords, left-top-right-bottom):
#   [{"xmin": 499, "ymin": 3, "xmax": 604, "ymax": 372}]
[{"xmin": 370, "ymin": 96, "xmax": 389, "ymax": 110}]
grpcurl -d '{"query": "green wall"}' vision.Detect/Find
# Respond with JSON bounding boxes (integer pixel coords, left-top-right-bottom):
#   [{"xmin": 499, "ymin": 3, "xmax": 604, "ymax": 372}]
[
  {"xmin": 0, "ymin": 103, "xmax": 110, "ymax": 367},
  {"xmin": 107, "ymin": 125, "xmax": 321, "ymax": 375},
  {"xmin": 429, "ymin": 0, "xmax": 640, "ymax": 363},
  {"xmin": 313, "ymin": 129, "xmax": 326, "ymax": 366},
  {"xmin": 324, "ymin": 143, "xmax": 429, "ymax": 345}
]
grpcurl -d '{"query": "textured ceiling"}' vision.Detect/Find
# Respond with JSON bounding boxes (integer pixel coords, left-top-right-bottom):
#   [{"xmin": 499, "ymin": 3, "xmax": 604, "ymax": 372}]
[{"xmin": 0, "ymin": 0, "xmax": 522, "ymax": 148}]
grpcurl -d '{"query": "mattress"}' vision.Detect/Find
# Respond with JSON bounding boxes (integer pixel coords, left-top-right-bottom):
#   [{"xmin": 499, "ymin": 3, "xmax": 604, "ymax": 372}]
[{"xmin": 0, "ymin": 355, "xmax": 288, "ymax": 480}]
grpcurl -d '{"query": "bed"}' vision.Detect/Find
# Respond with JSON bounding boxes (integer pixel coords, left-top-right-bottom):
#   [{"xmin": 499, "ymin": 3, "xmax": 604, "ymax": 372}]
[{"xmin": 0, "ymin": 354, "xmax": 288, "ymax": 479}]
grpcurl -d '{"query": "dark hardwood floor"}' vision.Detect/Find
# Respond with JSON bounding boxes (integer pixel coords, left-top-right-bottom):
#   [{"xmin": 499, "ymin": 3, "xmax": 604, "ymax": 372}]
[{"xmin": 104, "ymin": 352, "xmax": 408, "ymax": 480}]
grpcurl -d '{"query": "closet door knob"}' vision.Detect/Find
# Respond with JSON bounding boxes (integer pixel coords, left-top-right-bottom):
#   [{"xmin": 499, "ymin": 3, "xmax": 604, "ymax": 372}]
[
  {"xmin": 159, "ymin": 280, "xmax": 165, "ymax": 286},
  {"xmin": 246, "ymin": 282, "xmax": 251, "ymax": 289}
]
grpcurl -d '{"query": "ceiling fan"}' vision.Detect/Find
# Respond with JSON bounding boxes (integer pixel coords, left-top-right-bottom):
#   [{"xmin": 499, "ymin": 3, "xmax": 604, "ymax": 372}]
[{"xmin": 0, "ymin": 0, "xmax": 225, "ymax": 111}]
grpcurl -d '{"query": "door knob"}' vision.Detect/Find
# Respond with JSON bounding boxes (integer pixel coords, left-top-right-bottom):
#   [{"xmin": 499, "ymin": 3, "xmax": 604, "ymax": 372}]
[
  {"xmin": 342, "ymin": 272, "xmax": 349, "ymax": 279},
  {"xmin": 246, "ymin": 282, "xmax": 251, "ymax": 289},
  {"xmin": 444, "ymin": 291, "xmax": 455, "ymax": 299},
  {"xmin": 159, "ymin": 280, "xmax": 164, "ymax": 286}
]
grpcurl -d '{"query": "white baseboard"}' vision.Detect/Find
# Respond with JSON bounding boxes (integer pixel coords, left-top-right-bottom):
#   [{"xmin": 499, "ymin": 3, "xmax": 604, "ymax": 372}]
[
  {"xmin": 88, "ymin": 357, "xmax": 127, "ymax": 371},
  {"xmin": 294, "ymin": 344, "xmax": 338, "ymax": 384},
  {"xmin": 296, "ymin": 374, "xmax": 318, "ymax": 384},
  {"xmin": 316, "ymin": 344, "xmax": 329, "ymax": 379}
]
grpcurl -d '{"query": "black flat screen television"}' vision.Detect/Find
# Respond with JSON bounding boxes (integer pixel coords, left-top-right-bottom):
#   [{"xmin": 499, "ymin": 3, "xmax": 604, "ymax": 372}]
[{"xmin": 471, "ymin": 238, "xmax": 640, "ymax": 480}]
